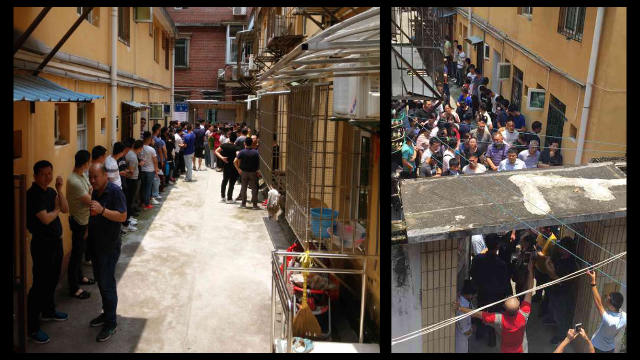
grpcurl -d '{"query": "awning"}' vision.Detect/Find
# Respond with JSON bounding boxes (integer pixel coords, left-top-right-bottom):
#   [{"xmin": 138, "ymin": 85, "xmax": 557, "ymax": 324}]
[
  {"xmin": 122, "ymin": 100, "xmax": 150, "ymax": 109},
  {"xmin": 439, "ymin": 9, "xmax": 457, "ymax": 18},
  {"xmin": 464, "ymin": 35, "xmax": 484, "ymax": 45},
  {"xmin": 13, "ymin": 73, "xmax": 103, "ymax": 102}
]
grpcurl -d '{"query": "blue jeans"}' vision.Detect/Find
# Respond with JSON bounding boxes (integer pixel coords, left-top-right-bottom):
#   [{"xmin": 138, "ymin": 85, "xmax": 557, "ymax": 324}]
[
  {"xmin": 152, "ymin": 173, "xmax": 160, "ymax": 198},
  {"xmin": 92, "ymin": 245, "xmax": 121, "ymax": 328},
  {"xmin": 184, "ymin": 153, "xmax": 194, "ymax": 180},
  {"xmin": 140, "ymin": 171, "xmax": 154, "ymax": 206},
  {"xmin": 204, "ymin": 145, "xmax": 211, "ymax": 167}
]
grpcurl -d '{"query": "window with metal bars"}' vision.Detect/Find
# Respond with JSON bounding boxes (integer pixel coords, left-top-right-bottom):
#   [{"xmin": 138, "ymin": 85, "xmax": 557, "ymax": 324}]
[
  {"xmin": 558, "ymin": 7, "xmax": 586, "ymax": 42},
  {"xmin": 517, "ymin": 7, "xmax": 533, "ymax": 17},
  {"xmin": 175, "ymin": 39, "xmax": 188, "ymax": 67},
  {"xmin": 149, "ymin": 104, "xmax": 163, "ymax": 119},
  {"xmin": 118, "ymin": 7, "xmax": 130, "ymax": 45}
]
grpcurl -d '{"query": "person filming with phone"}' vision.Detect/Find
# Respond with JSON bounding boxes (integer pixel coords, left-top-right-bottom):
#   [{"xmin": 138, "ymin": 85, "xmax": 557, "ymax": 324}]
[{"xmin": 553, "ymin": 325, "xmax": 595, "ymax": 353}]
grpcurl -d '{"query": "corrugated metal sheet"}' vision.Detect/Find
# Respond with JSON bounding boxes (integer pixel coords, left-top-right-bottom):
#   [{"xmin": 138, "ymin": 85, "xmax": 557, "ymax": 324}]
[
  {"xmin": 123, "ymin": 100, "xmax": 150, "ymax": 109},
  {"xmin": 13, "ymin": 73, "xmax": 103, "ymax": 102}
]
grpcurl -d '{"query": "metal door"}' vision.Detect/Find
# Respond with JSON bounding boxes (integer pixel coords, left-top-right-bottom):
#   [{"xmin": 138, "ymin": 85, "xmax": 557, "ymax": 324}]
[
  {"xmin": 491, "ymin": 50, "xmax": 501, "ymax": 95},
  {"xmin": 511, "ymin": 66, "xmax": 523, "ymax": 111},
  {"xmin": 544, "ymin": 95, "xmax": 567, "ymax": 149}
]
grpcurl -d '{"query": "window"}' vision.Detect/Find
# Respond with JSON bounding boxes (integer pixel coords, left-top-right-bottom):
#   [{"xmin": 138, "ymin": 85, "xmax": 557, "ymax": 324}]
[
  {"xmin": 77, "ymin": 103, "xmax": 87, "ymax": 150},
  {"xmin": 518, "ymin": 7, "xmax": 533, "ymax": 18},
  {"xmin": 175, "ymin": 39, "xmax": 189, "ymax": 67},
  {"xmin": 134, "ymin": 7, "xmax": 152, "ymax": 22},
  {"xmin": 497, "ymin": 62, "xmax": 511, "ymax": 80},
  {"xmin": 569, "ymin": 123, "xmax": 578, "ymax": 141},
  {"xmin": 484, "ymin": 43, "xmax": 490, "ymax": 60},
  {"xmin": 226, "ymin": 25, "xmax": 244, "ymax": 64},
  {"xmin": 558, "ymin": 7, "xmax": 586, "ymax": 42},
  {"xmin": 164, "ymin": 35, "xmax": 170, "ymax": 70},
  {"xmin": 150, "ymin": 104, "xmax": 163, "ymax": 119},
  {"xmin": 527, "ymin": 88, "xmax": 546, "ymax": 111},
  {"xmin": 100, "ymin": 117, "xmax": 106, "ymax": 134},
  {"xmin": 511, "ymin": 66, "xmax": 523, "ymax": 112},
  {"xmin": 54, "ymin": 104, "xmax": 70, "ymax": 145},
  {"xmin": 154, "ymin": 26, "xmax": 159, "ymax": 63},
  {"xmin": 118, "ymin": 7, "xmax": 130, "ymax": 45},
  {"xmin": 357, "ymin": 134, "xmax": 371, "ymax": 227},
  {"xmin": 76, "ymin": 7, "xmax": 96, "ymax": 25}
]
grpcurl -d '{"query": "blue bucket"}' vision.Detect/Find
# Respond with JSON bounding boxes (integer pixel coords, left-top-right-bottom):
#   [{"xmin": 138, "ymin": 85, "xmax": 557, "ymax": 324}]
[{"xmin": 310, "ymin": 208, "xmax": 338, "ymax": 238}]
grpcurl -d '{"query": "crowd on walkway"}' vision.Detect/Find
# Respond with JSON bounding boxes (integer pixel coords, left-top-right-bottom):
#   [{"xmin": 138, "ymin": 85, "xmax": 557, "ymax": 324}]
[
  {"xmin": 394, "ymin": 48, "xmax": 564, "ymax": 179},
  {"xmin": 452, "ymin": 229, "xmax": 626, "ymax": 353},
  {"xmin": 25, "ymin": 120, "xmax": 263, "ymax": 345}
]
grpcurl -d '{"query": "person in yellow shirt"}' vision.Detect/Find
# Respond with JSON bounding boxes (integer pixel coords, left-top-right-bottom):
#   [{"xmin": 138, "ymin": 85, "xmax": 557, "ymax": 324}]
[{"xmin": 532, "ymin": 227, "xmax": 558, "ymax": 319}]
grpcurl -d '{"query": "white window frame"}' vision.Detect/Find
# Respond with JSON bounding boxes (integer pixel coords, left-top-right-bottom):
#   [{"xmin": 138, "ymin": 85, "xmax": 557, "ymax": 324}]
[
  {"xmin": 77, "ymin": 7, "xmax": 94, "ymax": 25},
  {"xmin": 134, "ymin": 7, "xmax": 153, "ymax": 23},
  {"xmin": 77, "ymin": 103, "xmax": 87, "ymax": 150},
  {"xmin": 519, "ymin": 7, "xmax": 533, "ymax": 19},
  {"xmin": 226, "ymin": 24, "xmax": 245, "ymax": 64},
  {"xmin": 484, "ymin": 43, "xmax": 490, "ymax": 60},
  {"xmin": 175, "ymin": 38, "xmax": 189, "ymax": 68},
  {"xmin": 527, "ymin": 88, "xmax": 546, "ymax": 111}
]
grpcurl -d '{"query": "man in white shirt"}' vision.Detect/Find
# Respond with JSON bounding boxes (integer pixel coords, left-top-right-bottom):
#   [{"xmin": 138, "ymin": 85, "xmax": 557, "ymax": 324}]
[
  {"xmin": 419, "ymin": 137, "xmax": 442, "ymax": 177},
  {"xmin": 462, "ymin": 154, "xmax": 487, "ymax": 175},
  {"xmin": 586, "ymin": 270, "xmax": 626, "ymax": 353},
  {"xmin": 518, "ymin": 140, "xmax": 540, "ymax": 169},
  {"xmin": 456, "ymin": 44, "xmax": 466, "ymax": 86},
  {"xmin": 498, "ymin": 148, "xmax": 526, "ymax": 172},
  {"xmin": 501, "ymin": 119, "xmax": 519, "ymax": 146},
  {"xmin": 105, "ymin": 142, "xmax": 126, "ymax": 189},
  {"xmin": 478, "ymin": 103, "xmax": 493, "ymax": 132}
]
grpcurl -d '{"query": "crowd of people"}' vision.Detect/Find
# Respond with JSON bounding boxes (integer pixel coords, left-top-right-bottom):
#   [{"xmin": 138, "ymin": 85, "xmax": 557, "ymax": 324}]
[
  {"xmin": 25, "ymin": 120, "xmax": 263, "ymax": 344},
  {"xmin": 394, "ymin": 53, "xmax": 565, "ymax": 179},
  {"xmin": 452, "ymin": 229, "xmax": 626, "ymax": 353}
]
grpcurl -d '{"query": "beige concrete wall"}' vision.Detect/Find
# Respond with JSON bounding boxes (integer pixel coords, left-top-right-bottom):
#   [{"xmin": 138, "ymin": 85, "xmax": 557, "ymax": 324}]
[
  {"xmin": 422, "ymin": 238, "xmax": 457, "ymax": 352},
  {"xmin": 455, "ymin": 7, "xmax": 626, "ymax": 165}
]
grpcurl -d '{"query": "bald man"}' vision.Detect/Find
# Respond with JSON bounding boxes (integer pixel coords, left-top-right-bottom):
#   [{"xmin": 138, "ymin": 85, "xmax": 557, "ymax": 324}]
[
  {"xmin": 87, "ymin": 163, "xmax": 127, "ymax": 342},
  {"xmin": 457, "ymin": 255, "xmax": 535, "ymax": 353}
]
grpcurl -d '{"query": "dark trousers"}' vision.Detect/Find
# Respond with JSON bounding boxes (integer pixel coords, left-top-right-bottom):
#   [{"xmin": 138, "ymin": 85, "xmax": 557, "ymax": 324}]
[
  {"xmin": 68, "ymin": 217, "xmax": 88, "ymax": 294},
  {"xmin": 443, "ymin": 83, "xmax": 450, "ymax": 106},
  {"xmin": 27, "ymin": 237, "xmax": 63, "ymax": 333},
  {"xmin": 92, "ymin": 245, "xmax": 121, "ymax": 328},
  {"xmin": 240, "ymin": 170, "xmax": 258, "ymax": 206},
  {"xmin": 140, "ymin": 171, "xmax": 154, "ymax": 206},
  {"xmin": 177, "ymin": 150, "xmax": 185, "ymax": 174},
  {"xmin": 477, "ymin": 293, "xmax": 502, "ymax": 344},
  {"xmin": 221, "ymin": 165, "xmax": 239, "ymax": 200},
  {"xmin": 535, "ymin": 269, "xmax": 551, "ymax": 313},
  {"xmin": 125, "ymin": 178, "xmax": 140, "ymax": 219}
]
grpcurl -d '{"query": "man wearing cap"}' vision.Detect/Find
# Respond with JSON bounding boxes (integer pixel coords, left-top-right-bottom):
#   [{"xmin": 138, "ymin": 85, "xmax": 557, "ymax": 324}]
[{"xmin": 586, "ymin": 270, "xmax": 626, "ymax": 352}]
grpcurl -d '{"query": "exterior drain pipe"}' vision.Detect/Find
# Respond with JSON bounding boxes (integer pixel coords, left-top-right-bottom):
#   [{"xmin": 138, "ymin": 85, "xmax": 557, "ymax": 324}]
[
  {"xmin": 111, "ymin": 7, "xmax": 118, "ymax": 147},
  {"xmin": 575, "ymin": 7, "xmax": 605, "ymax": 165}
]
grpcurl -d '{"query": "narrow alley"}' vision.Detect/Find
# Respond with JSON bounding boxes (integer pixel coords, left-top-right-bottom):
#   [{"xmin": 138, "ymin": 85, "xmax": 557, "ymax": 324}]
[{"xmin": 27, "ymin": 169, "xmax": 274, "ymax": 353}]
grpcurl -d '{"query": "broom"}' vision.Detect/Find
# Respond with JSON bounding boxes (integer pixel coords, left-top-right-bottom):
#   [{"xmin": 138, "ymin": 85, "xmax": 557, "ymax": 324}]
[{"xmin": 292, "ymin": 251, "xmax": 322, "ymax": 338}]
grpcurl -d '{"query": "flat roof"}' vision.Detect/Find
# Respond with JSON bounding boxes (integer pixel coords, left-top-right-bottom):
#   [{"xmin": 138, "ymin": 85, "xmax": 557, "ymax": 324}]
[{"xmin": 401, "ymin": 163, "xmax": 627, "ymax": 243}]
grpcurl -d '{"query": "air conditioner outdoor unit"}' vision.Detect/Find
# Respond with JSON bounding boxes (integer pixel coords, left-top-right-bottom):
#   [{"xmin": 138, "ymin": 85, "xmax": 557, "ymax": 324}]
[
  {"xmin": 497, "ymin": 62, "xmax": 511, "ymax": 80},
  {"xmin": 233, "ymin": 7, "xmax": 246, "ymax": 16},
  {"xmin": 333, "ymin": 63, "xmax": 380, "ymax": 119}
]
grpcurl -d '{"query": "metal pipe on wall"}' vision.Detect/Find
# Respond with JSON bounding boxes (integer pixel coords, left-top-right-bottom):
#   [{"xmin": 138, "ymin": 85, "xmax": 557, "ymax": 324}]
[
  {"xmin": 111, "ymin": 7, "xmax": 118, "ymax": 146},
  {"xmin": 575, "ymin": 7, "xmax": 605, "ymax": 165}
]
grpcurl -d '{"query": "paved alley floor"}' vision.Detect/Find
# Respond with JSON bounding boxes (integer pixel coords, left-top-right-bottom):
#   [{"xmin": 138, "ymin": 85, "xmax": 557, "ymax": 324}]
[{"xmin": 27, "ymin": 167, "xmax": 274, "ymax": 353}]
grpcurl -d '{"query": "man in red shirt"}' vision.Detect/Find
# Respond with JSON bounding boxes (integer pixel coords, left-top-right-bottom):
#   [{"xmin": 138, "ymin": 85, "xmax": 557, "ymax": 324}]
[{"xmin": 456, "ymin": 254, "xmax": 535, "ymax": 352}]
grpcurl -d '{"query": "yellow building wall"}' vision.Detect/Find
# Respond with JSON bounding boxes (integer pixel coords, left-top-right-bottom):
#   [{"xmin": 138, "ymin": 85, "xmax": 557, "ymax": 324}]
[
  {"xmin": 13, "ymin": 7, "xmax": 110, "ymax": 65},
  {"xmin": 455, "ymin": 7, "xmax": 626, "ymax": 164}
]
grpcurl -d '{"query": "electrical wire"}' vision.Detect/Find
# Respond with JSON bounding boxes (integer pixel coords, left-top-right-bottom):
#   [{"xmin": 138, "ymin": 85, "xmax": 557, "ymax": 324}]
[{"xmin": 391, "ymin": 250, "xmax": 626, "ymax": 346}]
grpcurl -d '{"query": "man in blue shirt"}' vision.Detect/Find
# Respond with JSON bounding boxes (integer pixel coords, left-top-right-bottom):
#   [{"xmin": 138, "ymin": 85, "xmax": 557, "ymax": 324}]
[
  {"xmin": 401, "ymin": 141, "xmax": 417, "ymax": 178},
  {"xmin": 508, "ymin": 104, "xmax": 527, "ymax": 132},
  {"xmin": 87, "ymin": 163, "xmax": 127, "ymax": 342},
  {"xmin": 182, "ymin": 124, "xmax": 196, "ymax": 182}
]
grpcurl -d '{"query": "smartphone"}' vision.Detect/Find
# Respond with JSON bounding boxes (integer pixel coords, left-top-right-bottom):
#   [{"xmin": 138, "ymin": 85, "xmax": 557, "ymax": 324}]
[{"xmin": 574, "ymin": 323, "xmax": 582, "ymax": 332}]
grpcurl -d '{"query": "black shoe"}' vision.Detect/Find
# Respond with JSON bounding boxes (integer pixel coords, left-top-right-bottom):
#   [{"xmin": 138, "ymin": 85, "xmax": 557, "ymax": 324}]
[
  {"xmin": 96, "ymin": 325, "xmax": 117, "ymax": 342},
  {"xmin": 41, "ymin": 311, "xmax": 68, "ymax": 321},
  {"xmin": 90, "ymin": 313, "xmax": 105, "ymax": 327}
]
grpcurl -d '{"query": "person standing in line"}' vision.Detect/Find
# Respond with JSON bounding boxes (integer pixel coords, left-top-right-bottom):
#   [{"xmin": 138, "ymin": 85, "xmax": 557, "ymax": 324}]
[
  {"xmin": 235, "ymin": 128, "xmax": 249, "ymax": 147},
  {"xmin": 26, "ymin": 160, "xmax": 69, "ymax": 344},
  {"xmin": 151, "ymin": 124, "xmax": 166, "ymax": 199},
  {"xmin": 204, "ymin": 124, "xmax": 212, "ymax": 169},
  {"xmin": 456, "ymin": 44, "xmax": 466, "ymax": 86},
  {"xmin": 105, "ymin": 142, "xmax": 126, "ymax": 190},
  {"xmin": 193, "ymin": 120, "xmax": 206, "ymax": 171},
  {"xmin": 162, "ymin": 127, "xmax": 176, "ymax": 184},
  {"xmin": 139, "ymin": 131, "xmax": 159, "ymax": 209},
  {"xmin": 87, "ymin": 163, "xmax": 127, "ymax": 342},
  {"xmin": 586, "ymin": 270, "xmax": 626, "ymax": 353},
  {"xmin": 216, "ymin": 132, "xmax": 239, "ymax": 202},
  {"xmin": 497, "ymin": 148, "xmax": 526, "ymax": 172},
  {"xmin": 183, "ymin": 124, "xmax": 196, "ymax": 182},
  {"xmin": 518, "ymin": 140, "xmax": 540, "ymax": 169},
  {"xmin": 67, "ymin": 150, "xmax": 96, "ymax": 300},
  {"xmin": 174, "ymin": 124, "xmax": 185, "ymax": 176},
  {"xmin": 124, "ymin": 140, "xmax": 144, "ymax": 228},
  {"xmin": 234, "ymin": 137, "xmax": 260, "ymax": 209},
  {"xmin": 91, "ymin": 145, "xmax": 107, "ymax": 165},
  {"xmin": 455, "ymin": 280, "xmax": 477, "ymax": 353}
]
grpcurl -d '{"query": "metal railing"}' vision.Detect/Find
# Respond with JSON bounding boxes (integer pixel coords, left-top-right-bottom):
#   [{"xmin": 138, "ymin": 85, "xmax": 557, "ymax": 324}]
[
  {"xmin": 258, "ymin": 93, "xmax": 288, "ymax": 194},
  {"xmin": 271, "ymin": 250, "xmax": 368, "ymax": 353}
]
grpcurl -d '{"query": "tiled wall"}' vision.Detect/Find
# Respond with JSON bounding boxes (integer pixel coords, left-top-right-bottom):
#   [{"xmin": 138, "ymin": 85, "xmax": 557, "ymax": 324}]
[{"xmin": 421, "ymin": 238, "xmax": 458, "ymax": 352}]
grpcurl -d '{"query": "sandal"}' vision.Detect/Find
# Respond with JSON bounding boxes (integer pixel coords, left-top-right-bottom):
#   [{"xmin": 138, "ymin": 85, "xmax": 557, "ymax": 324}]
[
  {"xmin": 80, "ymin": 278, "xmax": 96, "ymax": 285},
  {"xmin": 71, "ymin": 290, "xmax": 91, "ymax": 299}
]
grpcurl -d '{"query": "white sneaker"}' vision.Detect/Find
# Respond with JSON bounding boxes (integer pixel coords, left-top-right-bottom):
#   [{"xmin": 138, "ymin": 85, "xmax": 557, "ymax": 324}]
[
  {"xmin": 151, "ymin": 198, "xmax": 161, "ymax": 205},
  {"xmin": 124, "ymin": 224, "xmax": 138, "ymax": 232},
  {"xmin": 221, "ymin": 197, "xmax": 227, "ymax": 203},
  {"xmin": 154, "ymin": 196, "xmax": 163, "ymax": 201},
  {"xmin": 129, "ymin": 218, "xmax": 138, "ymax": 225}
]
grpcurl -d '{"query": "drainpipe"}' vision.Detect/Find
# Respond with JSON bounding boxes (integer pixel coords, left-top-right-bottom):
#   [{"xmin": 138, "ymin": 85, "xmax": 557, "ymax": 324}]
[
  {"xmin": 111, "ymin": 7, "xmax": 118, "ymax": 147},
  {"xmin": 467, "ymin": 7, "xmax": 472, "ymax": 56},
  {"xmin": 171, "ymin": 38, "xmax": 175, "ymax": 122},
  {"xmin": 575, "ymin": 7, "xmax": 605, "ymax": 165}
]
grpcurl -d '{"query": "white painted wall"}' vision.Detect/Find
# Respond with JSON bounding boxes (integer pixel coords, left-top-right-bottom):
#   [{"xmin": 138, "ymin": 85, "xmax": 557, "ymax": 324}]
[{"xmin": 391, "ymin": 244, "xmax": 422, "ymax": 353}]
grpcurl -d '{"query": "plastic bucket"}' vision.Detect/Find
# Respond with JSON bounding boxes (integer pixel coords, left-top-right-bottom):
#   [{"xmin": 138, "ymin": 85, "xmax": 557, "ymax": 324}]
[{"xmin": 310, "ymin": 208, "xmax": 338, "ymax": 238}]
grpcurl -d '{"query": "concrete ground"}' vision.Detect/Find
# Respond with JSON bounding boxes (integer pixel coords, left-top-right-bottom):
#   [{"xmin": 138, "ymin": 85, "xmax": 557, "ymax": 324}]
[{"xmin": 27, "ymin": 166, "xmax": 274, "ymax": 353}]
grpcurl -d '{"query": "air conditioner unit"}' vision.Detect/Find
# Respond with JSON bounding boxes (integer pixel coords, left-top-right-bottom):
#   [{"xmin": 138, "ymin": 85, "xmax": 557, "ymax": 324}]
[
  {"xmin": 497, "ymin": 63, "xmax": 511, "ymax": 80},
  {"xmin": 233, "ymin": 7, "xmax": 246, "ymax": 16},
  {"xmin": 333, "ymin": 63, "xmax": 380, "ymax": 119}
]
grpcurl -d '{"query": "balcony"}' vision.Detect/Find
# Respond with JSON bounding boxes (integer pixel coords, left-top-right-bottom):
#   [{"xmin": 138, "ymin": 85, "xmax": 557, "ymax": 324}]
[
  {"xmin": 218, "ymin": 64, "xmax": 251, "ymax": 87},
  {"xmin": 266, "ymin": 14, "xmax": 304, "ymax": 58}
]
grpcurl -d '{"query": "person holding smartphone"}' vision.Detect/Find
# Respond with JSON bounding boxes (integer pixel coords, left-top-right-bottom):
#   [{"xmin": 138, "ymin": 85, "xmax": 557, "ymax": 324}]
[{"xmin": 553, "ymin": 327, "xmax": 595, "ymax": 353}]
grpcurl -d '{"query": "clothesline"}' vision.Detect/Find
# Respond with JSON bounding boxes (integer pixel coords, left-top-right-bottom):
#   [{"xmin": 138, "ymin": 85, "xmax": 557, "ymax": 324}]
[{"xmin": 391, "ymin": 251, "xmax": 626, "ymax": 346}]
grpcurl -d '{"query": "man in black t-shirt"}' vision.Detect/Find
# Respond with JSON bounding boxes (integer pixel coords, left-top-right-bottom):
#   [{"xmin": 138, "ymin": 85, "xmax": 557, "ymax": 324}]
[
  {"xmin": 193, "ymin": 120, "xmax": 206, "ymax": 171},
  {"xmin": 216, "ymin": 132, "xmax": 240, "ymax": 202},
  {"xmin": 26, "ymin": 160, "xmax": 70, "ymax": 344},
  {"xmin": 234, "ymin": 137, "xmax": 260, "ymax": 209}
]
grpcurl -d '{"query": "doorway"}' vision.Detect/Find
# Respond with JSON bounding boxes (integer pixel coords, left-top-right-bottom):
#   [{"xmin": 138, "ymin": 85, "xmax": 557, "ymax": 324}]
[
  {"xmin": 545, "ymin": 95, "xmax": 567, "ymax": 149},
  {"xmin": 511, "ymin": 66, "xmax": 523, "ymax": 111},
  {"xmin": 491, "ymin": 50, "xmax": 501, "ymax": 95},
  {"xmin": 475, "ymin": 42, "xmax": 483, "ymax": 74},
  {"xmin": 121, "ymin": 104, "xmax": 135, "ymax": 141}
]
